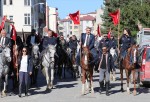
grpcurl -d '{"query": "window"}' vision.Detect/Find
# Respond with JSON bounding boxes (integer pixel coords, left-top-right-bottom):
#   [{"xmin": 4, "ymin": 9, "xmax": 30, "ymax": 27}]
[
  {"xmin": 24, "ymin": 13, "xmax": 31, "ymax": 25},
  {"xmin": 70, "ymin": 31, "xmax": 72, "ymax": 34},
  {"xmin": 4, "ymin": 0, "xmax": 6, "ymax": 5},
  {"xmin": 24, "ymin": 0, "xmax": 30, "ymax": 6},
  {"xmin": 86, "ymin": 21, "xmax": 89, "ymax": 24},
  {"xmin": 70, "ymin": 26, "xmax": 72, "ymax": 29},
  {"xmin": 74, "ymin": 26, "xmax": 78, "ymax": 29},
  {"xmin": 10, "ymin": 0, "xmax": 12, "ymax": 5},
  {"xmin": 9, "ymin": 15, "xmax": 13, "ymax": 21},
  {"xmin": 70, "ymin": 21, "xmax": 72, "ymax": 24}
]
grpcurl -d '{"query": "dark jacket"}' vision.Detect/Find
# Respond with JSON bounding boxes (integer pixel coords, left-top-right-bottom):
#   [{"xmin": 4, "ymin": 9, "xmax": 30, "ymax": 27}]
[
  {"xmin": 99, "ymin": 38, "xmax": 110, "ymax": 51},
  {"xmin": 68, "ymin": 39, "xmax": 78, "ymax": 51},
  {"xmin": 81, "ymin": 33, "xmax": 95, "ymax": 50},
  {"xmin": 98, "ymin": 53, "xmax": 115, "ymax": 72},
  {"xmin": 0, "ymin": 37, "xmax": 11, "ymax": 47},
  {"xmin": 26, "ymin": 34, "xmax": 40, "ymax": 47},
  {"xmin": 109, "ymin": 38, "xmax": 117, "ymax": 49},
  {"xmin": 119, "ymin": 34, "xmax": 134, "ymax": 51},
  {"xmin": 18, "ymin": 55, "xmax": 33, "ymax": 72},
  {"xmin": 42, "ymin": 36, "xmax": 57, "ymax": 50}
]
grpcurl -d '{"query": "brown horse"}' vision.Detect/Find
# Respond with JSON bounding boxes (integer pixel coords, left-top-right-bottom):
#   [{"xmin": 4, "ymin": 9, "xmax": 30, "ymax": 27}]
[
  {"xmin": 120, "ymin": 44, "xmax": 138, "ymax": 95},
  {"xmin": 81, "ymin": 47, "xmax": 94, "ymax": 95}
]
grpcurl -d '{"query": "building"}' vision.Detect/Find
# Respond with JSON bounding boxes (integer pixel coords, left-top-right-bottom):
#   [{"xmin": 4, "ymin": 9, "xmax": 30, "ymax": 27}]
[
  {"xmin": 2, "ymin": 0, "xmax": 46, "ymax": 38},
  {"xmin": 59, "ymin": 12, "xmax": 96, "ymax": 39},
  {"xmin": 48, "ymin": 7, "xmax": 58, "ymax": 33},
  {"xmin": 0, "ymin": 0, "xmax": 3, "ymax": 22}
]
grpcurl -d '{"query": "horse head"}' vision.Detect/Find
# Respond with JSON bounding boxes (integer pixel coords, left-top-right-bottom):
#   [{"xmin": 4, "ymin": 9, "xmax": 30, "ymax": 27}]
[
  {"xmin": 47, "ymin": 44, "xmax": 56, "ymax": 63},
  {"xmin": 32, "ymin": 43, "xmax": 40, "ymax": 59},
  {"xmin": 82, "ymin": 47, "xmax": 91, "ymax": 66},
  {"xmin": 2, "ymin": 46, "xmax": 11, "ymax": 62}
]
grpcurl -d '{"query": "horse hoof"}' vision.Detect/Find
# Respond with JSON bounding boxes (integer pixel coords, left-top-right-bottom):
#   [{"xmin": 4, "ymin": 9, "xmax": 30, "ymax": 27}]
[{"xmin": 121, "ymin": 88, "xmax": 124, "ymax": 92}]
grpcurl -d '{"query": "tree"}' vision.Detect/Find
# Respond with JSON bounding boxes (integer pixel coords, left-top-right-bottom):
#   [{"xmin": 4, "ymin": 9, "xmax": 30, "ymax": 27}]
[{"xmin": 101, "ymin": 0, "xmax": 150, "ymax": 37}]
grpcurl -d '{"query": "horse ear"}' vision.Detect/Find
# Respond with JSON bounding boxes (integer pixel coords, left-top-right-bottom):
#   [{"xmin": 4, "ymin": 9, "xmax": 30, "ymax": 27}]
[
  {"xmin": 54, "ymin": 44, "xmax": 57, "ymax": 47},
  {"xmin": 37, "ymin": 43, "xmax": 40, "ymax": 46}
]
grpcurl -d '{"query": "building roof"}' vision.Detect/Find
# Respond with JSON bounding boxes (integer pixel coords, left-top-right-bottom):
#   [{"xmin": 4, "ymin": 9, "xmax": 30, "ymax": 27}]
[
  {"xmin": 87, "ymin": 12, "xmax": 96, "ymax": 14},
  {"xmin": 60, "ymin": 15, "xmax": 95, "ymax": 22},
  {"xmin": 80, "ymin": 15, "xmax": 95, "ymax": 21}
]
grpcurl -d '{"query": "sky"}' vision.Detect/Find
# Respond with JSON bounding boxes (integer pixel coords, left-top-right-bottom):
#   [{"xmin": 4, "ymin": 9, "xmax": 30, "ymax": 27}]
[{"xmin": 47, "ymin": 0, "xmax": 103, "ymax": 19}]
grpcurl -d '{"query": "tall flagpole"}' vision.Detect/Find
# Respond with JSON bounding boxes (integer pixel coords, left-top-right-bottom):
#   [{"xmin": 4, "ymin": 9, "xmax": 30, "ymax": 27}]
[{"xmin": 118, "ymin": 8, "xmax": 120, "ymax": 52}]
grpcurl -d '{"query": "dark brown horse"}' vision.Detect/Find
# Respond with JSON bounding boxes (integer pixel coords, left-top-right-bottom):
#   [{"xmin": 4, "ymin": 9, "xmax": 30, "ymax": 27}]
[
  {"xmin": 120, "ymin": 44, "xmax": 138, "ymax": 95},
  {"xmin": 81, "ymin": 47, "xmax": 94, "ymax": 95}
]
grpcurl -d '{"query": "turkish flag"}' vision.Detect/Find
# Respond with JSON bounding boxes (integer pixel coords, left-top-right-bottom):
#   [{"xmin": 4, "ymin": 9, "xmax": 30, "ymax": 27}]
[
  {"xmin": 107, "ymin": 29, "xmax": 111, "ymax": 39},
  {"xmin": 10, "ymin": 24, "xmax": 17, "ymax": 41},
  {"xmin": 0, "ymin": 16, "xmax": 7, "ymax": 29},
  {"xmin": 97, "ymin": 24, "xmax": 101, "ymax": 36},
  {"xmin": 69, "ymin": 11, "xmax": 80, "ymax": 25},
  {"xmin": 109, "ymin": 9, "xmax": 120, "ymax": 26}
]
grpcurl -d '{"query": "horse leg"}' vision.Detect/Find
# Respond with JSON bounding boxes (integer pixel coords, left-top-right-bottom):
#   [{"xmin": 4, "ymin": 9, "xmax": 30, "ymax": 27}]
[
  {"xmin": 125, "ymin": 69, "xmax": 130, "ymax": 94},
  {"xmin": 3, "ymin": 76, "xmax": 8, "ymax": 97},
  {"xmin": 132, "ymin": 69, "xmax": 137, "ymax": 95},
  {"xmin": 50, "ymin": 68, "xmax": 54, "ymax": 89},
  {"xmin": 89, "ymin": 68, "xmax": 94, "ymax": 94},
  {"xmin": 120, "ymin": 62, "xmax": 124, "ymax": 92},
  {"xmin": 0, "ymin": 76, "xmax": 2, "ymax": 98},
  {"xmin": 81, "ymin": 68, "xmax": 86, "ymax": 95},
  {"xmin": 45, "ymin": 67, "xmax": 50, "ymax": 90}
]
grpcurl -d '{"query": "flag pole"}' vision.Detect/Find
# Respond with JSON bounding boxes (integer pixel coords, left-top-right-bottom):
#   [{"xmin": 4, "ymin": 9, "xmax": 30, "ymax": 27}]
[
  {"xmin": 78, "ymin": 11, "xmax": 82, "ymax": 67},
  {"xmin": 14, "ymin": 40, "xmax": 18, "ymax": 81},
  {"xmin": 117, "ymin": 8, "xmax": 120, "ymax": 52}
]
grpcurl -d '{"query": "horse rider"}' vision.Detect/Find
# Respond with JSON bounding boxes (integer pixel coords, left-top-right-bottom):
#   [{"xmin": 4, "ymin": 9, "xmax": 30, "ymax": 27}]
[
  {"xmin": 40, "ymin": 29, "xmax": 57, "ymax": 59},
  {"xmin": 0, "ymin": 29, "xmax": 11, "ymax": 49},
  {"xmin": 59, "ymin": 34, "xmax": 68, "ymax": 51},
  {"xmin": 98, "ymin": 46, "xmax": 114, "ymax": 96},
  {"xmin": 76, "ymin": 27, "xmax": 98, "ymax": 66},
  {"xmin": 67, "ymin": 35, "xmax": 78, "ymax": 59},
  {"xmin": 26, "ymin": 29, "xmax": 40, "ymax": 54},
  {"xmin": 98, "ymin": 34, "xmax": 110, "ymax": 55},
  {"xmin": 119, "ymin": 28, "xmax": 135, "ymax": 59}
]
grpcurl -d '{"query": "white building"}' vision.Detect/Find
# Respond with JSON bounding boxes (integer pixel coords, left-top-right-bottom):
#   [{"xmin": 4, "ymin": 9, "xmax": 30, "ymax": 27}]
[
  {"xmin": 2, "ymin": 0, "xmax": 46, "ymax": 37},
  {"xmin": 48, "ymin": 7, "xmax": 58, "ymax": 33},
  {"xmin": 59, "ymin": 12, "xmax": 96, "ymax": 39}
]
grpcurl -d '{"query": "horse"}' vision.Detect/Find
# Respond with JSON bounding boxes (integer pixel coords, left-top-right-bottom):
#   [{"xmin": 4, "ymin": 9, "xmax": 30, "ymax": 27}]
[
  {"xmin": 120, "ymin": 44, "xmax": 138, "ymax": 95},
  {"xmin": 110, "ymin": 48, "xmax": 118, "ymax": 81},
  {"xmin": 11, "ymin": 45, "xmax": 20, "ymax": 91},
  {"xmin": 67, "ymin": 48, "xmax": 79, "ymax": 78},
  {"xmin": 30, "ymin": 44, "xmax": 40, "ymax": 86},
  {"xmin": 0, "ymin": 46, "xmax": 11, "ymax": 97},
  {"xmin": 81, "ymin": 47, "xmax": 94, "ymax": 95},
  {"xmin": 56, "ymin": 45, "xmax": 74, "ymax": 79},
  {"xmin": 41, "ymin": 45, "xmax": 56, "ymax": 90}
]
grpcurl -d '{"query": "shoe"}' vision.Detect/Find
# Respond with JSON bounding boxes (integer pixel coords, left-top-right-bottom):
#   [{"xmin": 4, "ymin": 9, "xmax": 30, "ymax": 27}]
[
  {"xmin": 106, "ymin": 82, "xmax": 109, "ymax": 96},
  {"xmin": 99, "ymin": 82, "xmax": 103, "ymax": 94}
]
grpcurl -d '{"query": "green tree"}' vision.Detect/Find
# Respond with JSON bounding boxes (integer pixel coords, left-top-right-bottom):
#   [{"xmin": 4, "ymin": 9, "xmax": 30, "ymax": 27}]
[{"xmin": 101, "ymin": 0, "xmax": 150, "ymax": 37}]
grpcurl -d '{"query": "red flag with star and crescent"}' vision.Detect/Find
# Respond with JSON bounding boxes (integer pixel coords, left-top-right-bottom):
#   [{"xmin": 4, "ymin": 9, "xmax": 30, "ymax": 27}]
[
  {"xmin": 109, "ymin": 9, "xmax": 120, "ymax": 26},
  {"xmin": 0, "ymin": 16, "xmax": 7, "ymax": 30},
  {"xmin": 69, "ymin": 10, "xmax": 80, "ymax": 25},
  {"xmin": 10, "ymin": 24, "xmax": 17, "ymax": 41}
]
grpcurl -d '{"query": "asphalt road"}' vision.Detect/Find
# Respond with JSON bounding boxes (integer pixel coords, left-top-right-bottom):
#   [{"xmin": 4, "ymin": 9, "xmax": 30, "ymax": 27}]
[{"xmin": 0, "ymin": 68, "xmax": 150, "ymax": 102}]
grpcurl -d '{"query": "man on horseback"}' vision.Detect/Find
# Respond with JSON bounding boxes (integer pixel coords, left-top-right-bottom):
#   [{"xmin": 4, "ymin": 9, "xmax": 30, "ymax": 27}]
[
  {"xmin": 26, "ymin": 29, "xmax": 40, "ymax": 54},
  {"xmin": 98, "ymin": 34, "xmax": 110, "ymax": 55},
  {"xmin": 0, "ymin": 29, "xmax": 11, "ymax": 48},
  {"xmin": 76, "ymin": 27, "xmax": 97, "ymax": 66}
]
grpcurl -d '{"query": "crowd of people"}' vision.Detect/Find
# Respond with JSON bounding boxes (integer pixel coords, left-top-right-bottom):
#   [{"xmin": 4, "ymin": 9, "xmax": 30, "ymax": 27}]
[{"xmin": 0, "ymin": 26, "xmax": 136, "ymax": 97}]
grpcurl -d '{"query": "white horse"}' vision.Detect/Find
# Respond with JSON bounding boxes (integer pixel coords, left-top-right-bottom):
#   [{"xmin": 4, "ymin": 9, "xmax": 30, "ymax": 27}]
[
  {"xmin": 41, "ymin": 45, "xmax": 56, "ymax": 90},
  {"xmin": 0, "ymin": 46, "xmax": 11, "ymax": 97}
]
